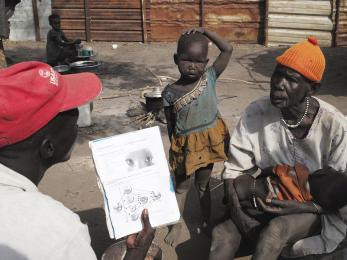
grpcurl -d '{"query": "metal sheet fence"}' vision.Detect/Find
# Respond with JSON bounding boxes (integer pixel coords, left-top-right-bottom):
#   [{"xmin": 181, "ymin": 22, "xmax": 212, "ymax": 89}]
[
  {"xmin": 52, "ymin": 0, "xmax": 150, "ymax": 42},
  {"xmin": 266, "ymin": 0, "xmax": 333, "ymax": 47},
  {"xmin": 52, "ymin": 0, "xmax": 265, "ymax": 43},
  {"xmin": 150, "ymin": 0, "xmax": 265, "ymax": 43},
  {"xmin": 336, "ymin": 0, "xmax": 347, "ymax": 46}
]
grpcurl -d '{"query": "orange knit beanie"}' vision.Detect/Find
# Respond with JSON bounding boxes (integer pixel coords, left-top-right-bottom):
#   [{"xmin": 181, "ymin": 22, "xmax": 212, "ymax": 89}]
[{"xmin": 276, "ymin": 36, "xmax": 325, "ymax": 82}]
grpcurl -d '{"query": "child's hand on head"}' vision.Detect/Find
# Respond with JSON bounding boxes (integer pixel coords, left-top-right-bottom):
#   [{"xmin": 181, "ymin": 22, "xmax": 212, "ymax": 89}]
[{"xmin": 183, "ymin": 27, "xmax": 205, "ymax": 35}]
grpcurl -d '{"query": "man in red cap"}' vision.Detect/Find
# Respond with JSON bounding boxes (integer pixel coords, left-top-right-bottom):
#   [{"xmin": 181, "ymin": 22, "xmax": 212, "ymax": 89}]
[
  {"xmin": 0, "ymin": 61, "xmax": 154, "ymax": 259},
  {"xmin": 209, "ymin": 37, "xmax": 347, "ymax": 259}
]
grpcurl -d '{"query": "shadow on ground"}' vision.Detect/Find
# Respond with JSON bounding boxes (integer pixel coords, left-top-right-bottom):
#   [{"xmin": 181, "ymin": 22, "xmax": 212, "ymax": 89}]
[
  {"xmin": 98, "ymin": 61, "xmax": 158, "ymax": 90},
  {"xmin": 5, "ymin": 46, "xmax": 46, "ymax": 65},
  {"xmin": 77, "ymin": 115, "xmax": 136, "ymax": 144},
  {"xmin": 98, "ymin": 61, "xmax": 174, "ymax": 90},
  {"xmin": 77, "ymin": 114, "xmax": 168, "ymax": 145}
]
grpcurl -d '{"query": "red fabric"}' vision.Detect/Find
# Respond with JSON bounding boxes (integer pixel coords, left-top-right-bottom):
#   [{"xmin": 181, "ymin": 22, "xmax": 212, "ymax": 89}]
[
  {"xmin": 0, "ymin": 61, "xmax": 102, "ymax": 148},
  {"xmin": 272, "ymin": 164, "xmax": 313, "ymax": 202}
]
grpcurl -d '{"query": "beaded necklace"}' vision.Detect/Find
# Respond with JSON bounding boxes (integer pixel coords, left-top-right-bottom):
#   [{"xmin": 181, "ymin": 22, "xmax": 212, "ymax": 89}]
[{"xmin": 281, "ymin": 97, "xmax": 310, "ymax": 128}]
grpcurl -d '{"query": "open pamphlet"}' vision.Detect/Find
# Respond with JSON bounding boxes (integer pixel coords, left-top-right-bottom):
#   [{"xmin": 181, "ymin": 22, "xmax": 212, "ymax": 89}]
[{"xmin": 89, "ymin": 126, "xmax": 180, "ymax": 239}]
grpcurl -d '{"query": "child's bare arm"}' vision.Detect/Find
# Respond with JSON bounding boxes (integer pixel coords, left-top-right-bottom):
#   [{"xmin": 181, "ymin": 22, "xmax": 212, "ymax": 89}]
[
  {"xmin": 55, "ymin": 32, "xmax": 80, "ymax": 46},
  {"xmin": 53, "ymin": 34, "xmax": 79, "ymax": 47},
  {"xmin": 62, "ymin": 33, "xmax": 81, "ymax": 45},
  {"xmin": 204, "ymin": 29, "xmax": 233, "ymax": 77},
  {"xmin": 186, "ymin": 28, "xmax": 233, "ymax": 77},
  {"xmin": 164, "ymin": 107, "xmax": 175, "ymax": 141}
]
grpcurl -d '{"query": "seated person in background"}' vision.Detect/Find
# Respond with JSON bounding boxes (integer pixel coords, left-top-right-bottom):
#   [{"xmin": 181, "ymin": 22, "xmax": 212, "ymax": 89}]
[
  {"xmin": 209, "ymin": 37, "xmax": 347, "ymax": 260},
  {"xmin": 46, "ymin": 13, "xmax": 81, "ymax": 66},
  {"xmin": 0, "ymin": 61, "xmax": 154, "ymax": 260}
]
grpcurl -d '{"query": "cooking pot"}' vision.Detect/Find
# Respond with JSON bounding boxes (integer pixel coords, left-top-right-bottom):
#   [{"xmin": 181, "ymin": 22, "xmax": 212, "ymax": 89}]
[{"xmin": 144, "ymin": 86, "xmax": 163, "ymax": 113}]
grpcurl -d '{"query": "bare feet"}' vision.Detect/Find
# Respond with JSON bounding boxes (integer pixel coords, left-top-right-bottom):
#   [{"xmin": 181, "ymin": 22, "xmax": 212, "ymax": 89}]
[{"xmin": 164, "ymin": 223, "xmax": 182, "ymax": 247}]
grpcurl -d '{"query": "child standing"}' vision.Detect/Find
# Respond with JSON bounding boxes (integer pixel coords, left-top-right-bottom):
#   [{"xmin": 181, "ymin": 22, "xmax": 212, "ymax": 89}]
[
  {"xmin": 162, "ymin": 28, "xmax": 232, "ymax": 246},
  {"xmin": 46, "ymin": 13, "xmax": 81, "ymax": 66}
]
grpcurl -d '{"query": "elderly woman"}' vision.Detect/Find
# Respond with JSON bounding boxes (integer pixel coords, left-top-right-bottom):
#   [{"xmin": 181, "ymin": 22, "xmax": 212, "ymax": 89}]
[{"xmin": 209, "ymin": 37, "xmax": 347, "ymax": 260}]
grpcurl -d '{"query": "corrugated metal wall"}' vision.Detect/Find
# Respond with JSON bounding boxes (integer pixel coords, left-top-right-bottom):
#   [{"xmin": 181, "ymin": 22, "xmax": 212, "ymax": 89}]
[
  {"xmin": 336, "ymin": 0, "xmax": 347, "ymax": 46},
  {"xmin": 10, "ymin": 0, "xmax": 347, "ymax": 45},
  {"xmin": 52, "ymin": 0, "xmax": 264, "ymax": 43},
  {"xmin": 52, "ymin": 0, "xmax": 149, "ymax": 42},
  {"xmin": 52, "ymin": 0, "xmax": 86, "ymax": 40},
  {"xmin": 204, "ymin": 1, "xmax": 265, "ymax": 43},
  {"xmin": 266, "ymin": 0, "xmax": 333, "ymax": 46},
  {"xmin": 150, "ymin": 0, "xmax": 265, "ymax": 43},
  {"xmin": 149, "ymin": 0, "xmax": 200, "ymax": 42}
]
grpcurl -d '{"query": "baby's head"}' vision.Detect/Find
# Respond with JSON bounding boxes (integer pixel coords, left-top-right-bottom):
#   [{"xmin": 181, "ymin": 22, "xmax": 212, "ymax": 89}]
[
  {"xmin": 174, "ymin": 32, "xmax": 209, "ymax": 81},
  {"xmin": 309, "ymin": 169, "xmax": 347, "ymax": 211},
  {"xmin": 49, "ymin": 13, "xmax": 61, "ymax": 30}
]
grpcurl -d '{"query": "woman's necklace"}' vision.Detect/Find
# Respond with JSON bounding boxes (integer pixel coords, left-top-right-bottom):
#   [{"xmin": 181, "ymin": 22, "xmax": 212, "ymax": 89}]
[{"xmin": 281, "ymin": 97, "xmax": 310, "ymax": 128}]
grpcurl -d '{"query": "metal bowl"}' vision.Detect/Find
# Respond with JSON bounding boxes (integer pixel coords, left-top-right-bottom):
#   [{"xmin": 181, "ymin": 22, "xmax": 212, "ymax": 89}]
[
  {"xmin": 101, "ymin": 240, "xmax": 162, "ymax": 260},
  {"xmin": 69, "ymin": 60, "xmax": 100, "ymax": 68},
  {"xmin": 76, "ymin": 53, "xmax": 96, "ymax": 59},
  {"xmin": 53, "ymin": 65, "xmax": 70, "ymax": 74},
  {"xmin": 69, "ymin": 60, "xmax": 100, "ymax": 72}
]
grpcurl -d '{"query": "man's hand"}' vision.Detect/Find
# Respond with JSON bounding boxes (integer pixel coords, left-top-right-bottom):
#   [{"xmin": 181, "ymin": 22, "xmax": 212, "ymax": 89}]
[
  {"xmin": 256, "ymin": 197, "xmax": 322, "ymax": 215},
  {"xmin": 126, "ymin": 209, "xmax": 155, "ymax": 248},
  {"xmin": 124, "ymin": 209, "xmax": 155, "ymax": 260}
]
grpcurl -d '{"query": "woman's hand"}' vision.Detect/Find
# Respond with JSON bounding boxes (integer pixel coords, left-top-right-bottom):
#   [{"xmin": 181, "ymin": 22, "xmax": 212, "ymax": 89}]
[{"xmin": 256, "ymin": 197, "xmax": 322, "ymax": 215}]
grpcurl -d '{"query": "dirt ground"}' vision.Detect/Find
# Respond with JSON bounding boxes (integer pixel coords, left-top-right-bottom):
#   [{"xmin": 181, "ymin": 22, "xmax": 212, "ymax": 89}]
[{"xmin": 3, "ymin": 40, "xmax": 347, "ymax": 260}]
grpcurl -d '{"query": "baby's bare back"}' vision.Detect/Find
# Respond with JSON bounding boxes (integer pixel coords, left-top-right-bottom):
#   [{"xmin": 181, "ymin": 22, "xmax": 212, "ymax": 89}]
[{"xmin": 234, "ymin": 174, "xmax": 268, "ymax": 209}]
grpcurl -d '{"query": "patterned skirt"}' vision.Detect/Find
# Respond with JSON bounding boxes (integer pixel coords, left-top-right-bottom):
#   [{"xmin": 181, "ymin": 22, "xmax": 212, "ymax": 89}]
[{"xmin": 169, "ymin": 118, "xmax": 230, "ymax": 176}]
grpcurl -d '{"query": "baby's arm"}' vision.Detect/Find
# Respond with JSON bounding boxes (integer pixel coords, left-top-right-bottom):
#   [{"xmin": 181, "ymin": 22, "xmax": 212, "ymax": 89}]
[{"xmin": 187, "ymin": 28, "xmax": 233, "ymax": 77}]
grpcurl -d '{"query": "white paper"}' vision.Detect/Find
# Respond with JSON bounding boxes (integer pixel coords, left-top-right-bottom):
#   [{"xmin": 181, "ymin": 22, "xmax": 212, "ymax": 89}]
[{"xmin": 89, "ymin": 126, "xmax": 180, "ymax": 239}]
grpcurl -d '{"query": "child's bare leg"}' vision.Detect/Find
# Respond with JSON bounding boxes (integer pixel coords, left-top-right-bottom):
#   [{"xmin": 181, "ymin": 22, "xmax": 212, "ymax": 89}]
[
  {"xmin": 195, "ymin": 163, "xmax": 213, "ymax": 233},
  {"xmin": 252, "ymin": 213, "xmax": 321, "ymax": 260},
  {"xmin": 164, "ymin": 174, "xmax": 192, "ymax": 246}
]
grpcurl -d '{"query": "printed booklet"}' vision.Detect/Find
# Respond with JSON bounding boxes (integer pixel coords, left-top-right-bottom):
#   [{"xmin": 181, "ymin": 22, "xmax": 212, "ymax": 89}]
[{"xmin": 89, "ymin": 126, "xmax": 180, "ymax": 239}]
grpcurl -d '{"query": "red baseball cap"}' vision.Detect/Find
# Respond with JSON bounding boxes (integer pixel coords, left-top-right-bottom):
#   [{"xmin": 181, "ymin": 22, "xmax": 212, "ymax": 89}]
[{"xmin": 0, "ymin": 61, "xmax": 102, "ymax": 148}]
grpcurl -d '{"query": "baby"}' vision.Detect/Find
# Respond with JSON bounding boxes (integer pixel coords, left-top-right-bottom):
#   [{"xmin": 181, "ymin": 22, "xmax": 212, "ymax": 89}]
[{"xmin": 234, "ymin": 165, "xmax": 347, "ymax": 221}]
